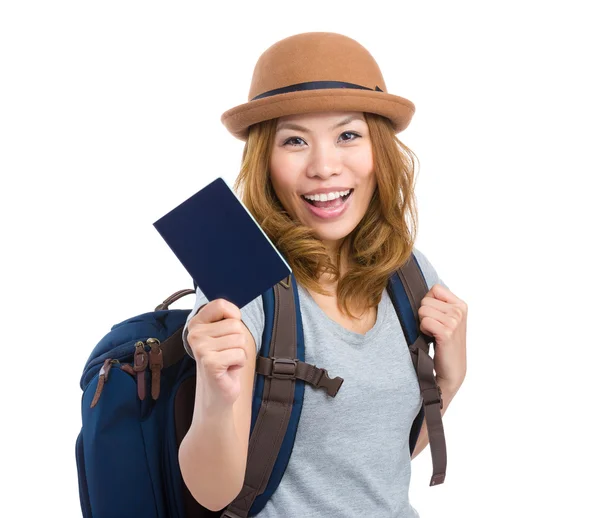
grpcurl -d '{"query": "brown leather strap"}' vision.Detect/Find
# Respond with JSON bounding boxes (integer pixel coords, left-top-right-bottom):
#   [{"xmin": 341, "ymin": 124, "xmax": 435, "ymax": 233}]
[
  {"xmin": 149, "ymin": 340, "xmax": 163, "ymax": 400},
  {"xmin": 255, "ymin": 356, "xmax": 343, "ymax": 397},
  {"xmin": 160, "ymin": 325, "xmax": 186, "ymax": 369},
  {"xmin": 90, "ymin": 359, "xmax": 113, "ymax": 408},
  {"xmin": 398, "ymin": 254, "xmax": 447, "ymax": 486},
  {"xmin": 154, "ymin": 288, "xmax": 196, "ymax": 311},
  {"xmin": 223, "ymin": 279, "xmax": 298, "ymax": 518},
  {"xmin": 133, "ymin": 342, "xmax": 148, "ymax": 401}
]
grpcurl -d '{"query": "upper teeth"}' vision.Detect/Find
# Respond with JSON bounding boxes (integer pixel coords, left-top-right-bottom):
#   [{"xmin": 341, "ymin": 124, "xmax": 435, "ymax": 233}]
[{"xmin": 302, "ymin": 189, "xmax": 351, "ymax": 202}]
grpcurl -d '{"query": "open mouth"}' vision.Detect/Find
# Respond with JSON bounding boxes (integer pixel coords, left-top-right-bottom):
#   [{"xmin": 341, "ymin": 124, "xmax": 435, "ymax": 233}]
[{"xmin": 301, "ymin": 189, "xmax": 354, "ymax": 209}]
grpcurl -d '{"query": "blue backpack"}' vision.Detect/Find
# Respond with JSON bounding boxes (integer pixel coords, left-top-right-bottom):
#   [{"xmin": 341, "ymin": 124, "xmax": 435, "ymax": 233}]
[{"xmin": 76, "ymin": 252, "xmax": 446, "ymax": 518}]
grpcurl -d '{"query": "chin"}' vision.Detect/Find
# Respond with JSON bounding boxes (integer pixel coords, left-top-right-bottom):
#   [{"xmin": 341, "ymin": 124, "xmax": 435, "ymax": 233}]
[{"xmin": 311, "ymin": 224, "xmax": 358, "ymax": 244}]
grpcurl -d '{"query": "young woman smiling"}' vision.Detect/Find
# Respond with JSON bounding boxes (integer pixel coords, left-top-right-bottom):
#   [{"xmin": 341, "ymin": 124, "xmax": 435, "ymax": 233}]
[{"xmin": 180, "ymin": 32, "xmax": 468, "ymax": 518}]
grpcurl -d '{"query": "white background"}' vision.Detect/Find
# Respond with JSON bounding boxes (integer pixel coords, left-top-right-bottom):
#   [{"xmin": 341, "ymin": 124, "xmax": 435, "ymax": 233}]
[{"xmin": 1, "ymin": 1, "xmax": 599, "ymax": 516}]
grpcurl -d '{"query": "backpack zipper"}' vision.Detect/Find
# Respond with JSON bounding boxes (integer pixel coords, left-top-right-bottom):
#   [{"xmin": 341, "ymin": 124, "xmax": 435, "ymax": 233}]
[
  {"xmin": 89, "ymin": 359, "xmax": 135, "ymax": 408},
  {"xmin": 89, "ymin": 338, "xmax": 163, "ymax": 408},
  {"xmin": 90, "ymin": 359, "xmax": 117, "ymax": 408},
  {"xmin": 147, "ymin": 337, "xmax": 163, "ymax": 400},
  {"xmin": 133, "ymin": 341, "xmax": 149, "ymax": 400}
]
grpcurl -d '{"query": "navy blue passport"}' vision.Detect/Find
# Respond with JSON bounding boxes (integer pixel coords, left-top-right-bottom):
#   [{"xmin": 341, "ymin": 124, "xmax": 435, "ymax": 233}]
[{"xmin": 153, "ymin": 177, "xmax": 291, "ymax": 309}]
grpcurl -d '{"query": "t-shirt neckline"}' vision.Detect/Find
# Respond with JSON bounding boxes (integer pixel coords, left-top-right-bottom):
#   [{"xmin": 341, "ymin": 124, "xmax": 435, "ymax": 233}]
[{"xmin": 297, "ymin": 284, "xmax": 389, "ymax": 345}]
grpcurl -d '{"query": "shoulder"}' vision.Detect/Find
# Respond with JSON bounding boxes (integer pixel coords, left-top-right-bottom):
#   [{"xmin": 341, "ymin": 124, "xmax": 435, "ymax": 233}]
[{"xmin": 411, "ymin": 247, "xmax": 448, "ymax": 291}]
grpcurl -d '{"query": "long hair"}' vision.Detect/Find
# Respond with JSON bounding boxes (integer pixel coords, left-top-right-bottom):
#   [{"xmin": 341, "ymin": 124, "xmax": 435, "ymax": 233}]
[{"xmin": 232, "ymin": 112, "xmax": 419, "ymax": 319}]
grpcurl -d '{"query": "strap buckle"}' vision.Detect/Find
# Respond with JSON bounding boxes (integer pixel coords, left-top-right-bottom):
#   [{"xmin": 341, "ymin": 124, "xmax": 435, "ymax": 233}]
[
  {"xmin": 314, "ymin": 368, "xmax": 344, "ymax": 397},
  {"xmin": 423, "ymin": 385, "xmax": 443, "ymax": 409},
  {"xmin": 269, "ymin": 357, "xmax": 297, "ymax": 380}
]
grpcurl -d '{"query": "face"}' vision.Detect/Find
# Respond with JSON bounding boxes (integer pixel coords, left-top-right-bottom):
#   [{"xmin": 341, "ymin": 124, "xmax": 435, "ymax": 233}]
[{"xmin": 269, "ymin": 111, "xmax": 376, "ymax": 250}]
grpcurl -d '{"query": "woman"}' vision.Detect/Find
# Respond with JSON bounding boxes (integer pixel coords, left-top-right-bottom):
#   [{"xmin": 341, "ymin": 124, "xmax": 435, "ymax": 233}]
[{"xmin": 180, "ymin": 32, "xmax": 467, "ymax": 518}]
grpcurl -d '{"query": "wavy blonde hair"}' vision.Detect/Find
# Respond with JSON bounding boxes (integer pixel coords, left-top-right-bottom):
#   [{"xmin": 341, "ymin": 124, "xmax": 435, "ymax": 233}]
[{"xmin": 232, "ymin": 112, "xmax": 419, "ymax": 319}]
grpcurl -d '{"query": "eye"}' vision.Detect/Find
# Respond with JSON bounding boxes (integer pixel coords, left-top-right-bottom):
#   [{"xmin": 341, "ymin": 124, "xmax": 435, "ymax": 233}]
[
  {"xmin": 339, "ymin": 131, "xmax": 361, "ymax": 142},
  {"xmin": 283, "ymin": 136, "xmax": 306, "ymax": 147}
]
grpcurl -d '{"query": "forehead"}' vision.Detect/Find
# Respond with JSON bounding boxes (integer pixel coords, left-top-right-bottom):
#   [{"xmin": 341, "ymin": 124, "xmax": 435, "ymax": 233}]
[{"xmin": 276, "ymin": 111, "xmax": 366, "ymax": 131}]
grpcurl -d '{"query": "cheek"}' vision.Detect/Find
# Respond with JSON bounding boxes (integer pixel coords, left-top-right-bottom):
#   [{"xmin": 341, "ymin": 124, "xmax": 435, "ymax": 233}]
[
  {"xmin": 356, "ymin": 150, "xmax": 374, "ymax": 180},
  {"xmin": 342, "ymin": 144, "xmax": 374, "ymax": 184},
  {"xmin": 352, "ymin": 156, "xmax": 376, "ymax": 197},
  {"xmin": 269, "ymin": 156, "xmax": 296, "ymax": 211},
  {"xmin": 269, "ymin": 154, "xmax": 284, "ymax": 193},
  {"xmin": 357, "ymin": 164, "xmax": 377, "ymax": 206}
]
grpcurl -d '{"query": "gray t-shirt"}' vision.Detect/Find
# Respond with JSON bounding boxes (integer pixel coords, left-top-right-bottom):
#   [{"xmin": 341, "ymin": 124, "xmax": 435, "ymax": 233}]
[{"xmin": 182, "ymin": 248, "xmax": 446, "ymax": 518}]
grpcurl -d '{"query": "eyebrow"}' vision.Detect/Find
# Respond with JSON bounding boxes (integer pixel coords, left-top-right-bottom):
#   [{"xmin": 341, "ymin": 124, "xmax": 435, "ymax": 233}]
[{"xmin": 275, "ymin": 115, "xmax": 365, "ymax": 133}]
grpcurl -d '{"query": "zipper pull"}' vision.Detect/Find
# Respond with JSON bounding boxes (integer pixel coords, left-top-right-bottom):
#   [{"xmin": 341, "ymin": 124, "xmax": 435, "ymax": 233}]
[
  {"xmin": 133, "ymin": 341, "xmax": 149, "ymax": 400},
  {"xmin": 147, "ymin": 337, "xmax": 163, "ymax": 400},
  {"xmin": 90, "ymin": 359, "xmax": 117, "ymax": 408},
  {"xmin": 120, "ymin": 363, "xmax": 135, "ymax": 376}
]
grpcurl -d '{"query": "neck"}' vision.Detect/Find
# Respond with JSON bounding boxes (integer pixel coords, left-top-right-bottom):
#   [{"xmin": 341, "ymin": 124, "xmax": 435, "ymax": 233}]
[{"xmin": 317, "ymin": 239, "xmax": 350, "ymax": 294}]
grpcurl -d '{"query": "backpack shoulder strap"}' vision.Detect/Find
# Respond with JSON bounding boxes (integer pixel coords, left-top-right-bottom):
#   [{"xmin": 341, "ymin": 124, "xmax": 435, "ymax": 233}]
[
  {"xmin": 223, "ymin": 274, "xmax": 343, "ymax": 518},
  {"xmin": 387, "ymin": 251, "xmax": 448, "ymax": 486}
]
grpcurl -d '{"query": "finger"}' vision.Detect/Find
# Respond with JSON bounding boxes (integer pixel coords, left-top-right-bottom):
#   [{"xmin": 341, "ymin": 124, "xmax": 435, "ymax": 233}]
[
  {"xmin": 419, "ymin": 297, "xmax": 464, "ymax": 318},
  {"xmin": 206, "ymin": 334, "xmax": 249, "ymax": 355},
  {"xmin": 204, "ymin": 346, "xmax": 248, "ymax": 369},
  {"xmin": 190, "ymin": 317, "xmax": 247, "ymax": 339},
  {"xmin": 419, "ymin": 305, "xmax": 459, "ymax": 330},
  {"xmin": 420, "ymin": 315, "xmax": 447, "ymax": 339},
  {"xmin": 423, "ymin": 284, "xmax": 464, "ymax": 305},
  {"xmin": 194, "ymin": 298, "xmax": 241, "ymax": 324},
  {"xmin": 419, "ymin": 296, "xmax": 448, "ymax": 311}
]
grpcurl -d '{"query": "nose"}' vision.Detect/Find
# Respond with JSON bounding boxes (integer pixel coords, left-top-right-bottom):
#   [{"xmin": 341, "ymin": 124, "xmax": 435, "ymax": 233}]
[{"xmin": 306, "ymin": 141, "xmax": 343, "ymax": 179}]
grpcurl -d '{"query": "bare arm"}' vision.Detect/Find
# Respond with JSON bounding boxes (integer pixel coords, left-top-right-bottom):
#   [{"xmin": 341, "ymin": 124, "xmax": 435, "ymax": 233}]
[{"xmin": 178, "ymin": 325, "xmax": 256, "ymax": 511}]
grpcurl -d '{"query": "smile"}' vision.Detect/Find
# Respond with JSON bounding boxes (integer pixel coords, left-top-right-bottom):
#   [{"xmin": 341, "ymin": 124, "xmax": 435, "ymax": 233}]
[{"xmin": 300, "ymin": 189, "xmax": 354, "ymax": 219}]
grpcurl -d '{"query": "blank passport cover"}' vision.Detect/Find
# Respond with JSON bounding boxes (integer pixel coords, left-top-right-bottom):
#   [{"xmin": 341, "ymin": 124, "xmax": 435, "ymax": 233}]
[{"xmin": 153, "ymin": 177, "xmax": 291, "ymax": 309}]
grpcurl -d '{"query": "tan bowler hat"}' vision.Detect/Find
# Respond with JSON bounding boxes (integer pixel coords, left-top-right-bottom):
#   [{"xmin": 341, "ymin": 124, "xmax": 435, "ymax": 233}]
[{"xmin": 220, "ymin": 32, "xmax": 416, "ymax": 141}]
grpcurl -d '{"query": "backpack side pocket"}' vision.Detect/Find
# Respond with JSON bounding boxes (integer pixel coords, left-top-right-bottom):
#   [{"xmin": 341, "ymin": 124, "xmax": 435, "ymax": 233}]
[
  {"xmin": 75, "ymin": 431, "xmax": 92, "ymax": 518},
  {"xmin": 81, "ymin": 366, "xmax": 164, "ymax": 517}
]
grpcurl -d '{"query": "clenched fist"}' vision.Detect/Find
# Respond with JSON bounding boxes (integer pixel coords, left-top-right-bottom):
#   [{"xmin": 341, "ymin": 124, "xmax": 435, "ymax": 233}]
[{"xmin": 186, "ymin": 299, "xmax": 250, "ymax": 409}]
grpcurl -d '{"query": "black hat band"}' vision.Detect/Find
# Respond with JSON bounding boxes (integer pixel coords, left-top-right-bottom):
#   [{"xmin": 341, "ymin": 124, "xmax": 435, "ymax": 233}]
[{"xmin": 252, "ymin": 81, "xmax": 383, "ymax": 101}]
